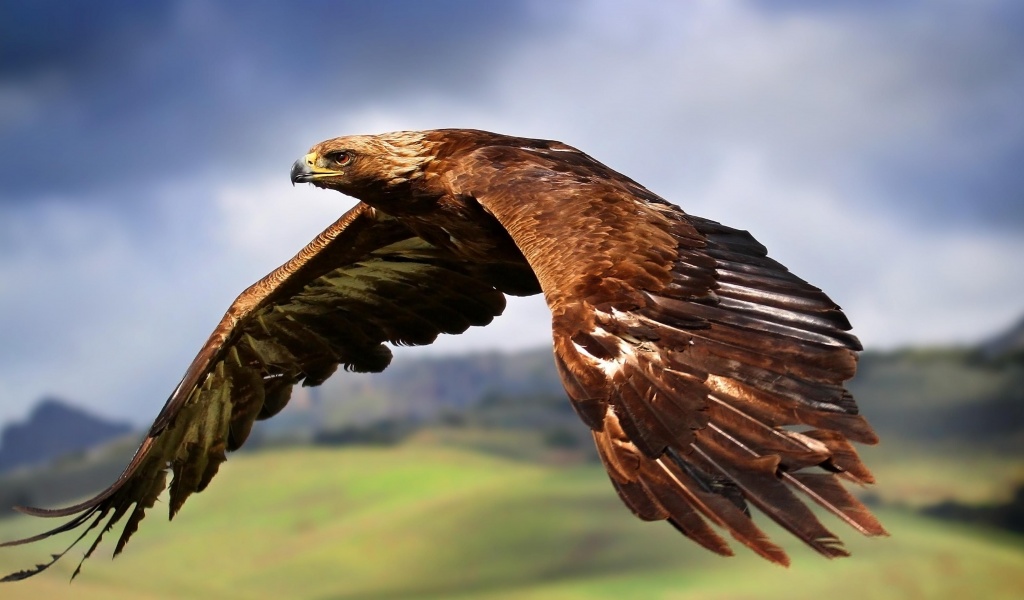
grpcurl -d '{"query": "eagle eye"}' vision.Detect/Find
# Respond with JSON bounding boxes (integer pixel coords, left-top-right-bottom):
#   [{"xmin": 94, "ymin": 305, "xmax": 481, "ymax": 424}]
[{"xmin": 325, "ymin": 151, "xmax": 352, "ymax": 167}]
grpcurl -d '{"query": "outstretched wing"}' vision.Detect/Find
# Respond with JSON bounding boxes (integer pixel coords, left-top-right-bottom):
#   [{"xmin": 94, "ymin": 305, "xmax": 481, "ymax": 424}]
[
  {"xmin": 450, "ymin": 141, "xmax": 886, "ymax": 565},
  {"xmin": 1, "ymin": 202, "xmax": 510, "ymax": 581}
]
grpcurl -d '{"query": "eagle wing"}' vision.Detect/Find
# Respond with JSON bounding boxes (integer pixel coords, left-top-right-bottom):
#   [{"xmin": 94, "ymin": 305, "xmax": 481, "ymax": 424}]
[
  {"xmin": 448, "ymin": 141, "xmax": 886, "ymax": 565},
  {"xmin": 1, "ymin": 202, "xmax": 510, "ymax": 581}
]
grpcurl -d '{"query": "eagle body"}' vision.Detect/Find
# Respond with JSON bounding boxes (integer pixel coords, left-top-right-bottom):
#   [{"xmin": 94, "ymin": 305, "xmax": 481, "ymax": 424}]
[{"xmin": 2, "ymin": 129, "xmax": 884, "ymax": 581}]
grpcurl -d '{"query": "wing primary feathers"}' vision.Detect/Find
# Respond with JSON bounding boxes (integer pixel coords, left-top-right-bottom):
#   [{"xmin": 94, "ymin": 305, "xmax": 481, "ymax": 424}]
[
  {"xmin": 466, "ymin": 136, "xmax": 882, "ymax": 564},
  {"xmin": 649, "ymin": 293, "xmax": 860, "ymax": 350},
  {"xmin": 655, "ymin": 456, "xmax": 791, "ymax": 565},
  {"xmin": 2, "ymin": 201, "xmax": 513, "ymax": 580},
  {"xmin": 641, "ymin": 459, "xmax": 735, "ymax": 556},
  {"xmin": 0, "ymin": 513, "xmax": 103, "ymax": 582},
  {"xmin": 10, "ymin": 435, "xmax": 158, "ymax": 520},
  {"xmin": 783, "ymin": 472, "xmax": 888, "ymax": 537},
  {"xmin": 689, "ymin": 437, "xmax": 848, "ymax": 559}
]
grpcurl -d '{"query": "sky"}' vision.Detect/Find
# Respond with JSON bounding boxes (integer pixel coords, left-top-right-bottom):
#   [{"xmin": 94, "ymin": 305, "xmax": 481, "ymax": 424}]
[{"xmin": 1, "ymin": 0, "xmax": 1023, "ymax": 429}]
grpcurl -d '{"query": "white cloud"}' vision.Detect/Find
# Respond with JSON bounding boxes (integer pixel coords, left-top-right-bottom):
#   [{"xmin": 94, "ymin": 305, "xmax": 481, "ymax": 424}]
[
  {"xmin": 0, "ymin": 197, "xmax": 206, "ymax": 426},
  {"xmin": 671, "ymin": 151, "xmax": 1024, "ymax": 349}
]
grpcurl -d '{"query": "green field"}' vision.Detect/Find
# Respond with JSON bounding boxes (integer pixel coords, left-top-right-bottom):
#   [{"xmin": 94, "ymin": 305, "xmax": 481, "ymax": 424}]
[{"xmin": 1, "ymin": 443, "xmax": 1023, "ymax": 599}]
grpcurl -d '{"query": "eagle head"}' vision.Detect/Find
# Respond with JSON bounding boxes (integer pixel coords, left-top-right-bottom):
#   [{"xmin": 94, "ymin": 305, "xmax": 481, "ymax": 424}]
[{"xmin": 290, "ymin": 131, "xmax": 436, "ymax": 203}]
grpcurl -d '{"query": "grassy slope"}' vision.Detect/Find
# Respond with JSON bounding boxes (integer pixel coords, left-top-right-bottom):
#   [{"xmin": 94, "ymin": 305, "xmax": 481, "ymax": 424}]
[
  {"xmin": 851, "ymin": 349, "xmax": 1024, "ymax": 446},
  {"xmin": 1, "ymin": 444, "xmax": 1023, "ymax": 600},
  {"xmin": 860, "ymin": 441, "xmax": 1024, "ymax": 507}
]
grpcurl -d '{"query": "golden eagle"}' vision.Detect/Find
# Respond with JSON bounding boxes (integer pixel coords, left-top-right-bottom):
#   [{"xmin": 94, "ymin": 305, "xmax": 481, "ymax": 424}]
[{"xmin": 2, "ymin": 129, "xmax": 884, "ymax": 581}]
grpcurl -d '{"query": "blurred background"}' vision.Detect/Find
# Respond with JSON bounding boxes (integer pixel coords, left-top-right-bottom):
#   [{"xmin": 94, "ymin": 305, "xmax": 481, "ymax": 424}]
[{"xmin": 1, "ymin": 1, "xmax": 1022, "ymax": 598}]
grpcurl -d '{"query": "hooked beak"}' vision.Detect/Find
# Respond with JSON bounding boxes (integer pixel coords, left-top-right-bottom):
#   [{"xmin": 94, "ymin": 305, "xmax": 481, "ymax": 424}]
[{"xmin": 290, "ymin": 152, "xmax": 338, "ymax": 185}]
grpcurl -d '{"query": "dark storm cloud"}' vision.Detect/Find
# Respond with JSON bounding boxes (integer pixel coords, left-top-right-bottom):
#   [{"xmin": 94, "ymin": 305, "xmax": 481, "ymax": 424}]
[
  {"xmin": 0, "ymin": 1, "xmax": 174, "ymax": 76},
  {"xmin": 740, "ymin": 0, "xmax": 1024, "ymax": 232},
  {"xmin": 0, "ymin": 0, "xmax": 533, "ymax": 203},
  {"xmin": 3, "ymin": 1, "xmax": 1023, "ymax": 231},
  {"xmin": 856, "ymin": 1, "xmax": 1024, "ymax": 232},
  {"xmin": 873, "ymin": 140, "xmax": 1024, "ymax": 231}
]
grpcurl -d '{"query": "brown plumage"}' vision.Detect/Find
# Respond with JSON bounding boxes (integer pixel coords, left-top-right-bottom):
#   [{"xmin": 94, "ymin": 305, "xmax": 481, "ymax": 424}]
[{"xmin": 1, "ymin": 129, "xmax": 885, "ymax": 581}]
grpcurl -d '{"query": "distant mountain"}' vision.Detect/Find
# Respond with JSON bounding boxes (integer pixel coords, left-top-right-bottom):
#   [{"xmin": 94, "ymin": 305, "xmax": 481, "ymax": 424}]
[
  {"xmin": 829, "ymin": 311, "xmax": 1024, "ymax": 450},
  {"xmin": 300, "ymin": 313, "xmax": 1024, "ymax": 452},
  {"xmin": 305, "ymin": 348, "xmax": 564, "ymax": 429},
  {"xmin": 977, "ymin": 313, "xmax": 1024, "ymax": 359},
  {"xmin": 0, "ymin": 398, "xmax": 134, "ymax": 473},
  {"xmin": 850, "ymin": 346, "xmax": 1024, "ymax": 448}
]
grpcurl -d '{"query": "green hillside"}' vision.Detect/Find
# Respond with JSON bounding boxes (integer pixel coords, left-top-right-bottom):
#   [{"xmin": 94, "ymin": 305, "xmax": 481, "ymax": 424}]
[
  {"xmin": 4, "ymin": 325, "xmax": 1024, "ymax": 597},
  {"xmin": 850, "ymin": 348, "xmax": 1024, "ymax": 449},
  {"xmin": 2, "ymin": 443, "xmax": 1022, "ymax": 599},
  {"xmin": 269, "ymin": 340, "xmax": 1024, "ymax": 454}
]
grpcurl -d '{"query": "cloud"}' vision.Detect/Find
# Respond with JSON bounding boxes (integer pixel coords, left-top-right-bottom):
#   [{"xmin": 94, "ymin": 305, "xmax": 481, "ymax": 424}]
[
  {"xmin": 671, "ymin": 150, "xmax": 1024, "ymax": 349},
  {"xmin": 1, "ymin": 0, "xmax": 1023, "ymax": 428},
  {"xmin": 0, "ymin": 0, "xmax": 533, "ymax": 200},
  {"xmin": 0, "ymin": 194, "xmax": 211, "ymax": 427}
]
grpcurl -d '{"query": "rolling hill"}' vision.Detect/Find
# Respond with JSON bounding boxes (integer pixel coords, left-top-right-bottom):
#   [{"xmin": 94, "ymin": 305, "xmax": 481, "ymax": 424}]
[
  {"xmin": 2, "ymin": 316, "xmax": 1023, "ymax": 597},
  {"xmin": 1, "ymin": 444, "xmax": 1023, "ymax": 599}
]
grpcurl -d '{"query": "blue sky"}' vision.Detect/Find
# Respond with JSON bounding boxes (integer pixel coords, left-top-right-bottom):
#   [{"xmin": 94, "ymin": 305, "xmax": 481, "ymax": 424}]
[{"xmin": 1, "ymin": 0, "xmax": 1023, "ymax": 428}]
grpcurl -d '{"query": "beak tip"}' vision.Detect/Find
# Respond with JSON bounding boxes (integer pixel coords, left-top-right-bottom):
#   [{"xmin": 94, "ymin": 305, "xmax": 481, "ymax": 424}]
[{"xmin": 289, "ymin": 157, "xmax": 305, "ymax": 185}]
